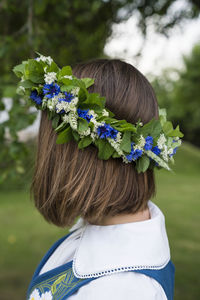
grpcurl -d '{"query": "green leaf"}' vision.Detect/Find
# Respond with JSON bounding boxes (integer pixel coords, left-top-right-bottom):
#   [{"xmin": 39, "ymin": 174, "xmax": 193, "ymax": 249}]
[
  {"xmin": 95, "ymin": 139, "xmax": 114, "ymax": 160},
  {"xmin": 25, "ymin": 59, "xmax": 44, "ymax": 83},
  {"xmin": 120, "ymin": 131, "xmax": 132, "ymax": 152},
  {"xmin": 46, "ymin": 61, "xmax": 59, "ymax": 73},
  {"xmin": 13, "ymin": 63, "xmax": 25, "ymax": 78},
  {"xmin": 78, "ymin": 136, "xmax": 93, "ymax": 149},
  {"xmin": 138, "ymin": 118, "xmax": 162, "ymax": 138},
  {"xmin": 112, "ymin": 151, "xmax": 121, "ymax": 158},
  {"xmin": 52, "ymin": 115, "xmax": 60, "ymax": 129},
  {"xmin": 81, "ymin": 78, "xmax": 94, "ymax": 88},
  {"xmin": 162, "ymin": 121, "xmax": 173, "ymax": 136},
  {"xmin": 81, "ymin": 93, "xmax": 105, "ymax": 109},
  {"xmin": 78, "ymin": 118, "xmax": 89, "ymax": 132},
  {"xmin": 60, "ymin": 85, "xmax": 75, "ymax": 92},
  {"xmin": 105, "ymin": 108, "xmax": 115, "ymax": 118},
  {"xmin": 60, "ymin": 66, "xmax": 72, "ymax": 76},
  {"xmin": 55, "ymin": 121, "xmax": 68, "ymax": 133},
  {"xmin": 56, "ymin": 126, "xmax": 73, "ymax": 144},
  {"xmin": 136, "ymin": 155, "xmax": 150, "ymax": 173},
  {"xmin": 78, "ymin": 87, "xmax": 88, "ymax": 102},
  {"xmin": 20, "ymin": 80, "xmax": 35, "ymax": 89},
  {"xmin": 168, "ymin": 125, "xmax": 184, "ymax": 138},
  {"xmin": 72, "ymin": 130, "xmax": 80, "ymax": 142}
]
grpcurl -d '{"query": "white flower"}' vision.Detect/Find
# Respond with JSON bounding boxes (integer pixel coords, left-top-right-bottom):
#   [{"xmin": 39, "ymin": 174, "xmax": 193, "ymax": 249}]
[
  {"xmin": 160, "ymin": 144, "xmax": 169, "ymax": 162},
  {"xmin": 157, "ymin": 133, "xmax": 167, "ymax": 150},
  {"xmin": 62, "ymin": 114, "xmax": 70, "ymax": 123},
  {"xmin": 40, "ymin": 291, "xmax": 53, "ymax": 300},
  {"xmin": 44, "ymin": 72, "xmax": 57, "ymax": 84},
  {"xmin": 63, "ymin": 75, "xmax": 73, "ymax": 80},
  {"xmin": 135, "ymin": 135, "xmax": 145, "ymax": 150},
  {"xmin": 19, "ymin": 86, "xmax": 25, "ymax": 92},
  {"xmin": 102, "ymin": 109, "xmax": 109, "ymax": 116},
  {"xmin": 29, "ymin": 288, "xmax": 40, "ymax": 300},
  {"xmin": 68, "ymin": 111, "xmax": 78, "ymax": 130},
  {"xmin": 71, "ymin": 87, "xmax": 80, "ymax": 96},
  {"xmin": 88, "ymin": 109, "xmax": 98, "ymax": 119},
  {"xmin": 35, "ymin": 55, "xmax": 53, "ymax": 65},
  {"xmin": 116, "ymin": 132, "xmax": 122, "ymax": 143},
  {"xmin": 79, "ymin": 127, "xmax": 91, "ymax": 137},
  {"xmin": 71, "ymin": 97, "xmax": 79, "ymax": 106},
  {"xmin": 90, "ymin": 132, "xmax": 97, "ymax": 141}
]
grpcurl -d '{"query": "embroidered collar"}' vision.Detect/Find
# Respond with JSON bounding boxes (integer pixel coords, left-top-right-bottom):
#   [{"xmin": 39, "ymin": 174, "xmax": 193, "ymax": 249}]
[{"xmin": 72, "ymin": 201, "xmax": 171, "ymax": 278}]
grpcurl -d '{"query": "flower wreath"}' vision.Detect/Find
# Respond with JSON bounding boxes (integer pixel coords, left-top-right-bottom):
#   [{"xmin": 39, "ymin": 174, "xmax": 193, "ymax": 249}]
[{"xmin": 13, "ymin": 53, "xmax": 183, "ymax": 173}]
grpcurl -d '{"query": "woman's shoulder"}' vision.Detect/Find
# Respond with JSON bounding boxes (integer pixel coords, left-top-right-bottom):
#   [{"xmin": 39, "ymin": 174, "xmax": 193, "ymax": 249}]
[{"xmin": 69, "ymin": 271, "xmax": 167, "ymax": 300}]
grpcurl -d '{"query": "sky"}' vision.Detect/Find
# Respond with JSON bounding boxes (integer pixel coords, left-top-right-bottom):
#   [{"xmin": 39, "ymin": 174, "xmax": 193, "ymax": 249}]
[{"xmin": 104, "ymin": 11, "xmax": 200, "ymax": 76}]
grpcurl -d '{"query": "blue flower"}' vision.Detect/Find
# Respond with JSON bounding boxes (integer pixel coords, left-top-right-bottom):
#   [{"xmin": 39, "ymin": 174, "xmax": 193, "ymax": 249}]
[
  {"xmin": 144, "ymin": 136, "xmax": 153, "ymax": 150},
  {"xmin": 97, "ymin": 123, "xmax": 118, "ymax": 139},
  {"xmin": 77, "ymin": 108, "xmax": 93, "ymax": 123},
  {"xmin": 59, "ymin": 92, "xmax": 74, "ymax": 103},
  {"xmin": 30, "ymin": 90, "xmax": 43, "ymax": 105},
  {"xmin": 126, "ymin": 142, "xmax": 143, "ymax": 161},
  {"xmin": 169, "ymin": 147, "xmax": 178, "ymax": 157},
  {"xmin": 152, "ymin": 146, "xmax": 161, "ymax": 156},
  {"xmin": 43, "ymin": 83, "xmax": 60, "ymax": 99}
]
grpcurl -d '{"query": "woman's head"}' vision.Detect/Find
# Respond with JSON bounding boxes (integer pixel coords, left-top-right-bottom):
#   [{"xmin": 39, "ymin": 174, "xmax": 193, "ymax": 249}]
[{"xmin": 31, "ymin": 58, "xmax": 159, "ymax": 227}]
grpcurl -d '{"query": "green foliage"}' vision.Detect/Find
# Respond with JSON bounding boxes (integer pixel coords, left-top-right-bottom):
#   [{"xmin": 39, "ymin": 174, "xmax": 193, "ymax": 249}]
[
  {"xmin": 120, "ymin": 131, "xmax": 132, "ymax": 152},
  {"xmin": 78, "ymin": 136, "xmax": 93, "ymax": 149},
  {"xmin": 95, "ymin": 139, "xmax": 115, "ymax": 160},
  {"xmin": 56, "ymin": 126, "xmax": 73, "ymax": 144},
  {"xmin": 151, "ymin": 43, "xmax": 200, "ymax": 147},
  {"xmin": 136, "ymin": 155, "xmax": 150, "ymax": 173}
]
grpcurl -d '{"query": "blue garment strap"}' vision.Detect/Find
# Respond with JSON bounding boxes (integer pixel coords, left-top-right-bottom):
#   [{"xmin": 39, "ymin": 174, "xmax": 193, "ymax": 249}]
[
  {"xmin": 133, "ymin": 261, "xmax": 175, "ymax": 300},
  {"xmin": 27, "ymin": 232, "xmax": 175, "ymax": 300}
]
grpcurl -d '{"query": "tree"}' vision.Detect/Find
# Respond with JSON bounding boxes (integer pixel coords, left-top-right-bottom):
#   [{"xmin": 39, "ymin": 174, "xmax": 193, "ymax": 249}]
[
  {"xmin": 0, "ymin": 0, "xmax": 200, "ymax": 185},
  {"xmin": 151, "ymin": 43, "xmax": 200, "ymax": 147}
]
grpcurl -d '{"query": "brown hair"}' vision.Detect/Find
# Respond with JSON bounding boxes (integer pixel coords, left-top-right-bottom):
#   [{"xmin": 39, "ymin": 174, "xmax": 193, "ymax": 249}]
[{"xmin": 31, "ymin": 59, "xmax": 159, "ymax": 227}]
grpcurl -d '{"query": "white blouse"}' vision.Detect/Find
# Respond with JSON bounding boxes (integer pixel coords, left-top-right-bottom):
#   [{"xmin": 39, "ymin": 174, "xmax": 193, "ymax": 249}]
[{"xmin": 39, "ymin": 201, "xmax": 170, "ymax": 299}]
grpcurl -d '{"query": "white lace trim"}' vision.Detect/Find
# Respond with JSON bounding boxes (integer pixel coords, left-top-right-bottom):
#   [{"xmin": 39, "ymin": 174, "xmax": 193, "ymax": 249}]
[{"xmin": 72, "ymin": 225, "xmax": 170, "ymax": 279}]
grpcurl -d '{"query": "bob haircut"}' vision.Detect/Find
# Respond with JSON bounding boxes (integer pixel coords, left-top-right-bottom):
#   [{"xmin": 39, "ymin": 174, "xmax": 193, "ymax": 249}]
[{"xmin": 31, "ymin": 59, "xmax": 159, "ymax": 227}]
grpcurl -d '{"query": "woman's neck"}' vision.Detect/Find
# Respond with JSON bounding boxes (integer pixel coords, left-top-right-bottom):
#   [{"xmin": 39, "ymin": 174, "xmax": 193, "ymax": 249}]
[{"xmin": 93, "ymin": 207, "xmax": 151, "ymax": 226}]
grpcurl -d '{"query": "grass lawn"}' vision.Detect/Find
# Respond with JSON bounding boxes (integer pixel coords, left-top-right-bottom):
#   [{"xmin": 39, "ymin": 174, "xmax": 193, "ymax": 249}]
[{"xmin": 0, "ymin": 141, "xmax": 200, "ymax": 299}]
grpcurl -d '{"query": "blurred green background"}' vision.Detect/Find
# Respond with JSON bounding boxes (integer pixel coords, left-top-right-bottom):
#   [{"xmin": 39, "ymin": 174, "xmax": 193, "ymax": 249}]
[{"xmin": 0, "ymin": 1, "xmax": 200, "ymax": 299}]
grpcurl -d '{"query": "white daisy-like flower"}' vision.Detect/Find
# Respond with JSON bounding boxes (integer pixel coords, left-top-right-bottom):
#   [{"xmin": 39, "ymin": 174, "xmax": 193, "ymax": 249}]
[
  {"xmin": 40, "ymin": 291, "xmax": 53, "ymax": 300},
  {"xmin": 157, "ymin": 133, "xmax": 167, "ymax": 150},
  {"xmin": 44, "ymin": 72, "xmax": 57, "ymax": 84},
  {"xmin": 29, "ymin": 288, "xmax": 40, "ymax": 300}
]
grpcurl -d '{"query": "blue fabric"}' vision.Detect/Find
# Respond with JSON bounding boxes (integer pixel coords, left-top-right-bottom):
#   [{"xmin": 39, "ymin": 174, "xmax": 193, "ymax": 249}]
[
  {"xmin": 133, "ymin": 261, "xmax": 175, "ymax": 300},
  {"xmin": 27, "ymin": 232, "xmax": 175, "ymax": 300}
]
